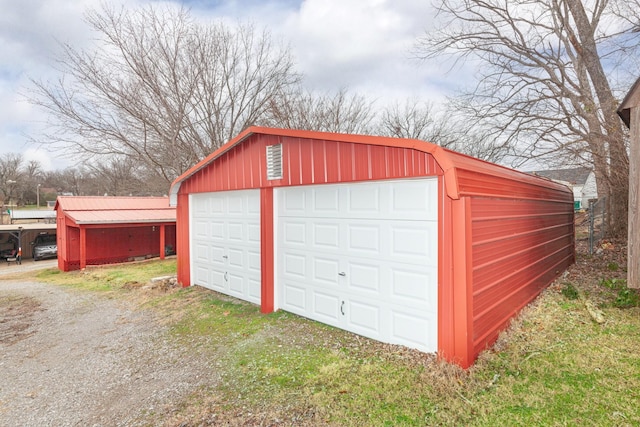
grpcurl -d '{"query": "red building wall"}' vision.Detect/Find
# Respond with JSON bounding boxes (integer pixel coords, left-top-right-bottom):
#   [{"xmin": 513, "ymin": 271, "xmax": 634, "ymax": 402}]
[{"xmin": 60, "ymin": 223, "xmax": 176, "ymax": 271}]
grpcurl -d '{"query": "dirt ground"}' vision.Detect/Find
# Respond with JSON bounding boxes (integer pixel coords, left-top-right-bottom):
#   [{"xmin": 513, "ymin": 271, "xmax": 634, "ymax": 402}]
[{"xmin": 0, "ymin": 279, "xmax": 217, "ymax": 426}]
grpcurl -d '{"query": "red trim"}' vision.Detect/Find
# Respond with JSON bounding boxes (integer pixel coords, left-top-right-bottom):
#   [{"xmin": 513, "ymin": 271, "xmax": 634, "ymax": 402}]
[
  {"xmin": 79, "ymin": 227, "xmax": 87, "ymax": 270},
  {"xmin": 451, "ymin": 197, "xmax": 474, "ymax": 368},
  {"xmin": 260, "ymin": 188, "xmax": 274, "ymax": 313},
  {"xmin": 437, "ymin": 177, "xmax": 454, "ymax": 362},
  {"xmin": 159, "ymin": 224, "xmax": 166, "ymax": 260}
]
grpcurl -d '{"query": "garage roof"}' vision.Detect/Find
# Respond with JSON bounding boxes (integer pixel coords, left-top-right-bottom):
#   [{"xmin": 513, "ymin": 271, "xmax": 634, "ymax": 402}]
[
  {"xmin": 169, "ymin": 126, "xmax": 569, "ymax": 205},
  {"xmin": 55, "ymin": 196, "xmax": 176, "ymax": 225}
]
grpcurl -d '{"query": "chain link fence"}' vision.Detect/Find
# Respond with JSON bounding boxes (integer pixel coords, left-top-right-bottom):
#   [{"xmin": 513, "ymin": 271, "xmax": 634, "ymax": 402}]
[{"xmin": 588, "ymin": 197, "xmax": 607, "ymax": 254}]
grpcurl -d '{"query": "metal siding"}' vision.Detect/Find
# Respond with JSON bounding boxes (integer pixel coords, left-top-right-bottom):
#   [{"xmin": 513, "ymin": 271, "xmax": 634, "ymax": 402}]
[{"xmin": 468, "ymin": 194, "xmax": 575, "ymax": 358}]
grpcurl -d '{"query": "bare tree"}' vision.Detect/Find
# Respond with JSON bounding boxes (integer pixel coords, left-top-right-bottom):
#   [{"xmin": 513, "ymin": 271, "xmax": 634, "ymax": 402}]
[
  {"xmin": 44, "ymin": 168, "xmax": 88, "ymax": 196},
  {"xmin": 416, "ymin": 0, "xmax": 635, "ymax": 237},
  {"xmin": 87, "ymin": 157, "xmax": 144, "ymax": 197},
  {"xmin": 264, "ymin": 88, "xmax": 376, "ymax": 134},
  {"xmin": 377, "ymin": 98, "xmax": 512, "ymax": 163},
  {"xmin": 30, "ymin": 4, "xmax": 299, "ymax": 184},
  {"xmin": 0, "ymin": 153, "xmax": 25, "ymax": 205}
]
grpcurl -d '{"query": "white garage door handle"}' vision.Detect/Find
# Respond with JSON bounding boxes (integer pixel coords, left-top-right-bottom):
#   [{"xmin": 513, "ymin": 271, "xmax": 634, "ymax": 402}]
[
  {"xmin": 341, "ymin": 301, "xmax": 345, "ymax": 315},
  {"xmin": 338, "ymin": 272, "xmax": 346, "ymax": 277},
  {"xmin": 224, "ymin": 272, "xmax": 228, "ymax": 282}
]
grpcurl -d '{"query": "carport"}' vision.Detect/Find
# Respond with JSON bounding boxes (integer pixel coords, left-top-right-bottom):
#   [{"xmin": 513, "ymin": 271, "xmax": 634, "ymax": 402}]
[
  {"xmin": 0, "ymin": 223, "xmax": 57, "ymax": 261},
  {"xmin": 55, "ymin": 196, "xmax": 177, "ymax": 271}
]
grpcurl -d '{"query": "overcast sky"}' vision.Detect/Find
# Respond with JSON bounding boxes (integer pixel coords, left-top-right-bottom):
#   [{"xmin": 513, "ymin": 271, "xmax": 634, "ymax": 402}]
[{"xmin": 0, "ymin": 0, "xmax": 464, "ymax": 171}]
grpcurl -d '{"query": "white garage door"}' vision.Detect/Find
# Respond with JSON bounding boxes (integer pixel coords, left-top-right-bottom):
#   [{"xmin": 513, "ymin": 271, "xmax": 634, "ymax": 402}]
[
  {"xmin": 276, "ymin": 179, "xmax": 438, "ymax": 352},
  {"xmin": 190, "ymin": 190, "xmax": 261, "ymax": 305}
]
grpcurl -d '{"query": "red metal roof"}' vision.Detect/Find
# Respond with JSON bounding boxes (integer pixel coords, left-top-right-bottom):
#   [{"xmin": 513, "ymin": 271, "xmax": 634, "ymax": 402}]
[
  {"xmin": 169, "ymin": 126, "xmax": 571, "ymax": 205},
  {"xmin": 55, "ymin": 196, "xmax": 176, "ymax": 225}
]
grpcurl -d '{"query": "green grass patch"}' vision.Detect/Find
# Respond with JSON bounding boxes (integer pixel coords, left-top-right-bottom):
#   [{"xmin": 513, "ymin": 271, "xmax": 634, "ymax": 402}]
[{"xmin": 35, "ymin": 259, "xmax": 176, "ymax": 293}]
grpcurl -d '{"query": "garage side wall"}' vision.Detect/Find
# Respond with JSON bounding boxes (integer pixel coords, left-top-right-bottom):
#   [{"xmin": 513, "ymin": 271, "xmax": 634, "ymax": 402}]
[{"xmin": 458, "ymin": 169, "xmax": 575, "ymax": 364}]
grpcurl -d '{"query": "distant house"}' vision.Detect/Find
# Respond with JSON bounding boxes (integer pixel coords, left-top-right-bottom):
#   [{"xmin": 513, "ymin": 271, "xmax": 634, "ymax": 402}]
[{"xmin": 529, "ymin": 167, "xmax": 597, "ymax": 209}]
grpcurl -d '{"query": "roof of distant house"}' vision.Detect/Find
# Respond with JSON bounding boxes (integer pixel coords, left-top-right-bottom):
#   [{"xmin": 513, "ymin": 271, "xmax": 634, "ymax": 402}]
[
  {"xmin": 54, "ymin": 196, "xmax": 176, "ymax": 225},
  {"xmin": 528, "ymin": 167, "xmax": 592, "ymax": 185}
]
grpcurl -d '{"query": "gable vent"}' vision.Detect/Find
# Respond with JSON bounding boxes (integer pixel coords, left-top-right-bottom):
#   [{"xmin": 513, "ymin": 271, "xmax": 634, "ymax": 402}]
[{"xmin": 266, "ymin": 144, "xmax": 283, "ymax": 180}]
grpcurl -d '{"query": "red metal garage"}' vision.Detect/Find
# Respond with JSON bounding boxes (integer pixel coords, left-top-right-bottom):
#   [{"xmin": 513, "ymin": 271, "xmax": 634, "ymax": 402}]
[
  {"xmin": 170, "ymin": 127, "xmax": 575, "ymax": 368},
  {"xmin": 55, "ymin": 196, "xmax": 177, "ymax": 271}
]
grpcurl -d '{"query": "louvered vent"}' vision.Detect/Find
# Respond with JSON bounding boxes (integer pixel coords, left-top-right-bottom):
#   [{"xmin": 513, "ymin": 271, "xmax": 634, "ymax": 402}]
[{"xmin": 266, "ymin": 144, "xmax": 283, "ymax": 180}]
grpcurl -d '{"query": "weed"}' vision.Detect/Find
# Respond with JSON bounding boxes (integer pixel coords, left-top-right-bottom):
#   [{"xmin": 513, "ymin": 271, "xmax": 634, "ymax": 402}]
[
  {"xmin": 600, "ymin": 277, "xmax": 626, "ymax": 290},
  {"xmin": 613, "ymin": 288, "xmax": 640, "ymax": 308},
  {"xmin": 607, "ymin": 262, "xmax": 619, "ymax": 271},
  {"xmin": 561, "ymin": 282, "xmax": 579, "ymax": 300},
  {"xmin": 598, "ymin": 278, "xmax": 640, "ymax": 308}
]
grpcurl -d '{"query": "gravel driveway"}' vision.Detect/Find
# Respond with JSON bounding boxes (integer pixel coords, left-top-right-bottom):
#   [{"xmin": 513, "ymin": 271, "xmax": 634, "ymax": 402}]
[{"xmin": 0, "ymin": 279, "xmax": 216, "ymax": 426}]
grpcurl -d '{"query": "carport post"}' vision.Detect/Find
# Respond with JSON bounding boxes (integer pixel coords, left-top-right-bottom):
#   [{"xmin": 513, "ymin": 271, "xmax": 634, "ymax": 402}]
[
  {"xmin": 79, "ymin": 227, "xmax": 87, "ymax": 269},
  {"xmin": 159, "ymin": 224, "xmax": 166, "ymax": 260}
]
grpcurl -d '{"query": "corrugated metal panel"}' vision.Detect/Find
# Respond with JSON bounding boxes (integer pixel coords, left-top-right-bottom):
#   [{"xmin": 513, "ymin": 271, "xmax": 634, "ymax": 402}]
[
  {"xmin": 56, "ymin": 196, "xmax": 171, "ymax": 211},
  {"xmin": 468, "ymin": 195, "xmax": 575, "ymax": 357},
  {"xmin": 61, "ymin": 225, "xmax": 176, "ymax": 271},
  {"xmin": 178, "ymin": 134, "xmax": 442, "ymax": 194}
]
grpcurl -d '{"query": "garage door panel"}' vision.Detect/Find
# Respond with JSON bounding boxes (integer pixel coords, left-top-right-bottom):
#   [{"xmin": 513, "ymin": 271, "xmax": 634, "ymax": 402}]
[
  {"xmin": 227, "ymin": 195, "xmax": 245, "ymax": 215},
  {"xmin": 227, "ymin": 247, "xmax": 244, "ymax": 268},
  {"xmin": 193, "ymin": 196, "xmax": 210, "ymax": 216},
  {"xmin": 210, "ymin": 197, "xmax": 224, "ymax": 214},
  {"xmin": 227, "ymin": 222, "xmax": 245, "ymax": 242},
  {"xmin": 194, "ymin": 221, "xmax": 209, "ymax": 239},
  {"xmin": 277, "ymin": 179, "xmax": 438, "ymax": 354},
  {"xmin": 211, "ymin": 221, "xmax": 224, "ymax": 240},
  {"xmin": 312, "ymin": 186, "xmax": 340, "ymax": 213},
  {"xmin": 347, "ymin": 223, "xmax": 381, "ymax": 254},
  {"xmin": 282, "ymin": 220, "xmax": 306, "ymax": 245},
  {"xmin": 347, "ymin": 183, "xmax": 380, "ymax": 214},
  {"xmin": 210, "ymin": 246, "xmax": 225, "ymax": 264},
  {"xmin": 248, "ymin": 278, "xmax": 261, "ymax": 303},
  {"xmin": 312, "ymin": 291, "xmax": 341, "ymax": 322},
  {"xmin": 389, "ymin": 223, "xmax": 437, "ymax": 265},
  {"xmin": 190, "ymin": 190, "xmax": 260, "ymax": 305},
  {"xmin": 195, "ymin": 266, "xmax": 209, "ymax": 285},
  {"xmin": 346, "ymin": 299, "xmax": 381, "ymax": 336},
  {"xmin": 210, "ymin": 270, "xmax": 225, "ymax": 292},
  {"xmin": 281, "ymin": 187, "xmax": 307, "ymax": 214},
  {"xmin": 391, "ymin": 268, "xmax": 437, "ymax": 304},
  {"xmin": 282, "ymin": 283, "xmax": 306, "ymax": 311},
  {"xmin": 312, "ymin": 222, "xmax": 340, "ymax": 250},
  {"xmin": 248, "ymin": 223, "xmax": 260, "ymax": 244},
  {"xmin": 194, "ymin": 243, "xmax": 209, "ymax": 262},
  {"xmin": 228, "ymin": 273, "xmax": 244, "ymax": 296},
  {"xmin": 390, "ymin": 180, "xmax": 438, "ymax": 220},
  {"xmin": 390, "ymin": 308, "xmax": 434, "ymax": 351},
  {"xmin": 248, "ymin": 250, "xmax": 261, "ymax": 272},
  {"xmin": 348, "ymin": 262, "xmax": 380, "ymax": 294},
  {"xmin": 312, "ymin": 256, "xmax": 341, "ymax": 286},
  {"xmin": 283, "ymin": 252, "xmax": 306, "ymax": 277}
]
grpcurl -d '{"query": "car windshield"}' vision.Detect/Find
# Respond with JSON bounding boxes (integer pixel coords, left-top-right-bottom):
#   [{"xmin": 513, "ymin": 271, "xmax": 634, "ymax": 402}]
[{"xmin": 36, "ymin": 235, "xmax": 56, "ymax": 244}]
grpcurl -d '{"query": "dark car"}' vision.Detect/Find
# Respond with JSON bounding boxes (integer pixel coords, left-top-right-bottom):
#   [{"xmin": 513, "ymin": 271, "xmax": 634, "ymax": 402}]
[{"xmin": 32, "ymin": 233, "xmax": 57, "ymax": 261}]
